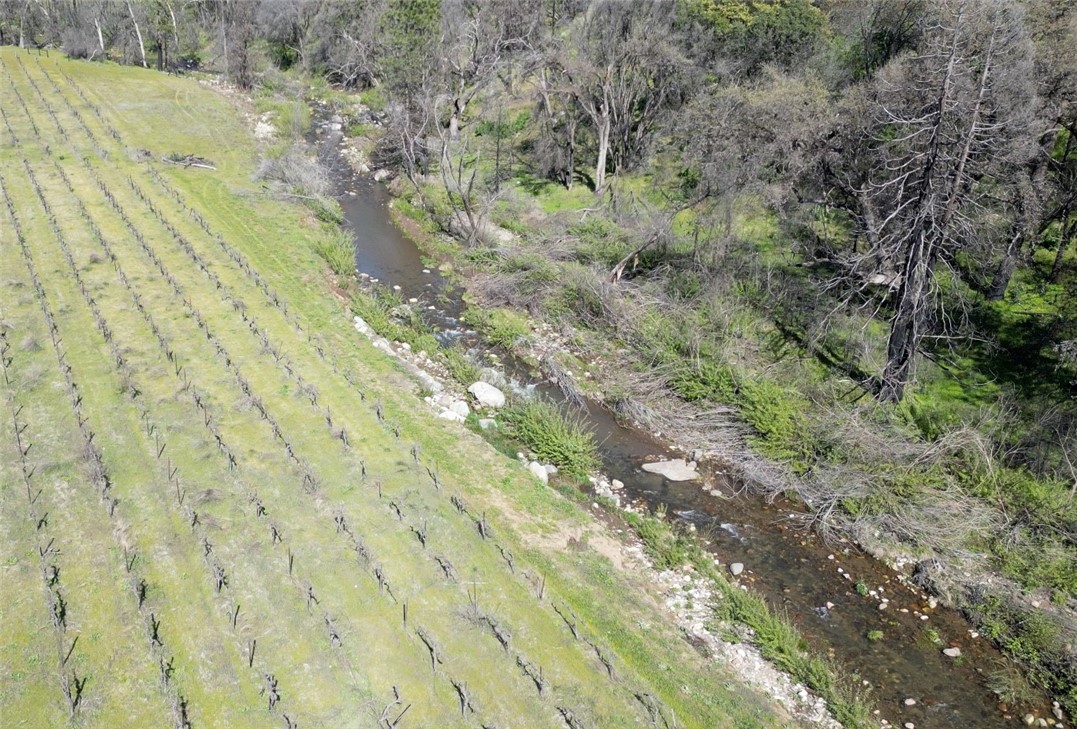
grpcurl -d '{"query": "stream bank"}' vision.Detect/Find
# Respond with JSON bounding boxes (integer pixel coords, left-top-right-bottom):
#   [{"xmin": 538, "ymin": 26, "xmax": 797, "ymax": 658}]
[{"xmin": 310, "ymin": 106, "xmax": 1063, "ymax": 729}]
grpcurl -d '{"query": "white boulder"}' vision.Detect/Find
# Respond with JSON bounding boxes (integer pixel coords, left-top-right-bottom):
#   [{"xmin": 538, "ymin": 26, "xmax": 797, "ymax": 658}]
[
  {"xmin": 641, "ymin": 459, "xmax": 701, "ymax": 482},
  {"xmin": 528, "ymin": 461, "xmax": 549, "ymax": 484},
  {"xmin": 468, "ymin": 381, "xmax": 506, "ymax": 409}
]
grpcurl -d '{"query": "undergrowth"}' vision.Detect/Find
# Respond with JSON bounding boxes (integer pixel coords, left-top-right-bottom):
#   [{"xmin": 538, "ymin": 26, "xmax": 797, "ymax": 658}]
[
  {"xmin": 311, "ymin": 228, "xmax": 354, "ymax": 276},
  {"xmin": 499, "ymin": 398, "xmax": 601, "ymax": 482}
]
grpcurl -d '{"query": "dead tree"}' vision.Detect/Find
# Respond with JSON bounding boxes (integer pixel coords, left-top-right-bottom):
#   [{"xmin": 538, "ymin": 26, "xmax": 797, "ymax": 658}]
[{"xmin": 813, "ymin": 0, "xmax": 1039, "ymax": 401}]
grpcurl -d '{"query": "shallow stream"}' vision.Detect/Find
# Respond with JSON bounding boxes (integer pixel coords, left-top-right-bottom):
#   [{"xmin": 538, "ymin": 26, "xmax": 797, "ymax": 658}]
[{"xmin": 314, "ymin": 116, "xmax": 1046, "ymax": 729}]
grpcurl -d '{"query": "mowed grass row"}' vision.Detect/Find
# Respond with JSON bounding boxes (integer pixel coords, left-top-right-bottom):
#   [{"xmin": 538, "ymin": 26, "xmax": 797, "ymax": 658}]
[
  {"xmin": 0, "ymin": 159, "xmax": 282, "ymax": 728},
  {"xmin": 0, "ymin": 176, "xmax": 186, "ymax": 727},
  {"xmin": 29, "ymin": 154, "xmax": 519, "ymax": 727},
  {"xmin": 0, "ymin": 332, "xmax": 76, "ymax": 727},
  {"xmin": 2, "ymin": 46, "xmax": 788, "ymax": 728},
  {"xmin": 19, "ymin": 157, "xmax": 395, "ymax": 727},
  {"xmin": 5, "ymin": 66, "xmax": 374, "ymax": 723}
]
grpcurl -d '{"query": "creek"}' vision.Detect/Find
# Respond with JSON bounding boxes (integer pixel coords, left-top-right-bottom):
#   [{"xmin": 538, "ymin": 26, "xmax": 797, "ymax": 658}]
[{"xmin": 314, "ymin": 116, "xmax": 1045, "ymax": 729}]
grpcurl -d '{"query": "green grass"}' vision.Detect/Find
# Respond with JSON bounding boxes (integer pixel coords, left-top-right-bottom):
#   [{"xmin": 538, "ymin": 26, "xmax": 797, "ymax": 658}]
[
  {"xmin": 462, "ymin": 305, "xmax": 531, "ymax": 349},
  {"xmin": 621, "ymin": 510, "xmax": 875, "ymax": 728},
  {"xmin": 0, "ymin": 47, "xmax": 792, "ymax": 729},
  {"xmin": 311, "ymin": 227, "xmax": 355, "ymax": 275}
]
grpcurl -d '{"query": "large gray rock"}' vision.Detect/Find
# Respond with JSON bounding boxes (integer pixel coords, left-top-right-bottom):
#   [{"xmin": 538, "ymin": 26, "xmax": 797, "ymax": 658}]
[
  {"xmin": 641, "ymin": 459, "xmax": 701, "ymax": 482},
  {"xmin": 528, "ymin": 461, "xmax": 549, "ymax": 484},
  {"xmin": 468, "ymin": 381, "xmax": 506, "ymax": 409}
]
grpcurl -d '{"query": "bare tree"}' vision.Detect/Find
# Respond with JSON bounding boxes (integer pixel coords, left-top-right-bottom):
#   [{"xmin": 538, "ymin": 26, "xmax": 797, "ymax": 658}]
[
  {"xmin": 302, "ymin": 0, "xmax": 387, "ymax": 87},
  {"xmin": 564, "ymin": 1, "xmax": 688, "ymax": 192},
  {"xmin": 812, "ymin": 0, "xmax": 1039, "ymax": 402},
  {"xmin": 126, "ymin": 0, "xmax": 148, "ymax": 67},
  {"xmin": 439, "ymin": 0, "xmax": 539, "ymax": 140}
]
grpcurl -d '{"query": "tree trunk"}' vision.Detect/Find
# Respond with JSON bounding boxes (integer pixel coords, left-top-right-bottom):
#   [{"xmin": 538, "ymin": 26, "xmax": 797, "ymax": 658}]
[
  {"xmin": 987, "ymin": 219, "xmax": 1026, "ymax": 300},
  {"xmin": 94, "ymin": 16, "xmax": 105, "ymax": 56},
  {"xmin": 127, "ymin": 1, "xmax": 148, "ymax": 68},
  {"xmin": 564, "ymin": 115, "xmax": 576, "ymax": 189},
  {"xmin": 166, "ymin": 0, "xmax": 180, "ymax": 49},
  {"xmin": 449, "ymin": 99, "xmax": 460, "ymax": 141},
  {"xmin": 594, "ymin": 101, "xmax": 609, "ymax": 193},
  {"xmin": 987, "ymin": 192, "xmax": 1029, "ymax": 301},
  {"xmin": 880, "ymin": 232, "xmax": 935, "ymax": 403},
  {"xmin": 986, "ymin": 251, "xmax": 1018, "ymax": 301}
]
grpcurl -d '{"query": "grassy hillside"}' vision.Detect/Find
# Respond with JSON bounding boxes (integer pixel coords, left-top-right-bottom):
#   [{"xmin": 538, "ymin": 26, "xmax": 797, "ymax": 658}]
[{"xmin": 0, "ymin": 48, "xmax": 789, "ymax": 728}]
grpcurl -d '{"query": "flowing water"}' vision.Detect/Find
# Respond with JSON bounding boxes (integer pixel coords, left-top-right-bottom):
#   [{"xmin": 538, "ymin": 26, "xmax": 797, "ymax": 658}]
[{"xmin": 314, "ymin": 115, "xmax": 1049, "ymax": 728}]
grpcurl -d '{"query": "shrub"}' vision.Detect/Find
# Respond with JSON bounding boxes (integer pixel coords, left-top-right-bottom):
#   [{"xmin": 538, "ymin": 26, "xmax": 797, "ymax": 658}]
[
  {"xmin": 500, "ymin": 398, "xmax": 600, "ymax": 481},
  {"xmin": 623, "ymin": 509, "xmax": 699, "ymax": 570},
  {"xmin": 311, "ymin": 230, "xmax": 354, "ymax": 276},
  {"xmin": 440, "ymin": 346, "xmax": 481, "ymax": 385}
]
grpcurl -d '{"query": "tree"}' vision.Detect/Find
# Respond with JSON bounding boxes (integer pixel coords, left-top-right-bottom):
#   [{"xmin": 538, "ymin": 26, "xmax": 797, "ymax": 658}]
[
  {"xmin": 532, "ymin": 56, "xmax": 580, "ymax": 188},
  {"xmin": 302, "ymin": 0, "xmax": 387, "ymax": 86},
  {"xmin": 680, "ymin": 0, "xmax": 828, "ymax": 77},
  {"xmin": 565, "ymin": 0, "xmax": 688, "ymax": 192},
  {"xmin": 257, "ymin": 0, "xmax": 310, "ymax": 70},
  {"xmin": 829, "ymin": 0, "xmax": 927, "ymax": 81},
  {"xmin": 1025, "ymin": 0, "xmax": 1077, "ymax": 285},
  {"xmin": 372, "ymin": 0, "xmax": 441, "ymax": 185},
  {"xmin": 439, "ymin": 0, "xmax": 540, "ymax": 140},
  {"xmin": 676, "ymin": 71, "xmax": 830, "ymax": 238},
  {"xmin": 811, "ymin": 0, "xmax": 1039, "ymax": 402}
]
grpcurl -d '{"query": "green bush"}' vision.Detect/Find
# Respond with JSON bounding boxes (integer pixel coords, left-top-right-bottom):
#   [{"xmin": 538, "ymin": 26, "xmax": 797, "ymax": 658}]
[
  {"xmin": 500, "ymin": 398, "xmax": 600, "ymax": 481},
  {"xmin": 311, "ymin": 230, "xmax": 354, "ymax": 276},
  {"xmin": 569, "ymin": 217, "xmax": 629, "ymax": 266},
  {"xmin": 309, "ymin": 196, "xmax": 344, "ymax": 225},
  {"xmin": 350, "ymin": 289, "xmax": 439, "ymax": 354},
  {"xmin": 671, "ymin": 360, "xmax": 737, "ymax": 402},
  {"xmin": 971, "ymin": 594, "xmax": 1077, "ymax": 716},
  {"xmin": 672, "ymin": 361, "xmax": 818, "ymax": 470}
]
